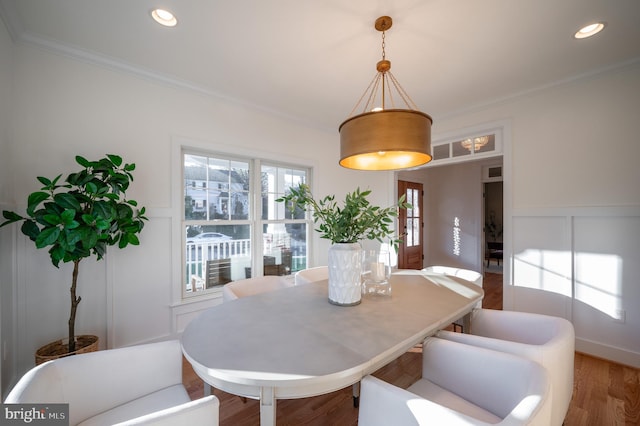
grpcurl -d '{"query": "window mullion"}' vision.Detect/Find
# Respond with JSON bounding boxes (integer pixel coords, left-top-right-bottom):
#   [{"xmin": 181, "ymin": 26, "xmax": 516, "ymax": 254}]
[{"xmin": 252, "ymin": 158, "xmax": 265, "ymax": 276}]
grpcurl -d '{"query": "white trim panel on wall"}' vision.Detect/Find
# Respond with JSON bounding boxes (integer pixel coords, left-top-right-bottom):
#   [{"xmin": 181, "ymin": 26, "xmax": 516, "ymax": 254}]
[{"xmin": 511, "ymin": 206, "xmax": 640, "ymax": 368}]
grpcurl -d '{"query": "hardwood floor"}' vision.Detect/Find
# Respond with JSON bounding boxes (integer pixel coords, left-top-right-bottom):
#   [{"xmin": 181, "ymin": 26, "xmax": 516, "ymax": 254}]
[{"xmin": 183, "ymin": 272, "xmax": 640, "ymax": 425}]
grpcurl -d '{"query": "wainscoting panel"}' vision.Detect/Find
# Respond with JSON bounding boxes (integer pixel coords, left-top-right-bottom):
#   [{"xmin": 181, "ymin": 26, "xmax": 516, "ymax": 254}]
[{"xmin": 511, "ymin": 207, "xmax": 640, "ymax": 368}]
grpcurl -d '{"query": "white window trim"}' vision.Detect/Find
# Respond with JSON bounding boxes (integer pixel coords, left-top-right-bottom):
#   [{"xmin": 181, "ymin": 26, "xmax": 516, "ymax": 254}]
[
  {"xmin": 429, "ymin": 120, "xmax": 506, "ymax": 167},
  {"xmin": 170, "ymin": 136, "xmax": 316, "ymax": 307}
]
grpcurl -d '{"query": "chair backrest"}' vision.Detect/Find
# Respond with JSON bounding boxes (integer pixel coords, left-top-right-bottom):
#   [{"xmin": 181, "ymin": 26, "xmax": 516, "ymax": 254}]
[
  {"xmin": 222, "ymin": 275, "xmax": 293, "ymax": 302},
  {"xmin": 4, "ymin": 340, "xmax": 183, "ymax": 425},
  {"xmin": 422, "ymin": 337, "xmax": 551, "ymax": 424},
  {"xmin": 487, "ymin": 241, "xmax": 503, "ymax": 251},
  {"xmin": 422, "ymin": 265, "xmax": 483, "ymax": 287},
  {"xmin": 294, "ymin": 266, "xmax": 328, "ymax": 285}
]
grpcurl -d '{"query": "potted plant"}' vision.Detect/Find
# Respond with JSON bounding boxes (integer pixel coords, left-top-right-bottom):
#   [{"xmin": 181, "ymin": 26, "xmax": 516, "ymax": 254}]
[
  {"xmin": 1, "ymin": 154, "xmax": 147, "ymax": 363},
  {"xmin": 277, "ymin": 183, "xmax": 409, "ymax": 305}
]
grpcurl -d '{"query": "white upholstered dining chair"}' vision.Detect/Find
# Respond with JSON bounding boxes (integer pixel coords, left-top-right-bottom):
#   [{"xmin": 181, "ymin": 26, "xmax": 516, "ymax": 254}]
[
  {"xmin": 437, "ymin": 309, "xmax": 575, "ymax": 426},
  {"xmin": 4, "ymin": 340, "xmax": 219, "ymax": 426},
  {"xmin": 358, "ymin": 337, "xmax": 551, "ymax": 426},
  {"xmin": 221, "ymin": 275, "xmax": 293, "ymax": 302},
  {"xmin": 422, "ymin": 265, "xmax": 483, "ymax": 331},
  {"xmin": 294, "ymin": 265, "xmax": 328, "ymax": 285}
]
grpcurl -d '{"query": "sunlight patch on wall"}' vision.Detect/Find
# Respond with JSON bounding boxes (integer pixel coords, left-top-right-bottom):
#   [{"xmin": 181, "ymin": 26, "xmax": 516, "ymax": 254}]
[
  {"xmin": 514, "ymin": 249, "xmax": 623, "ymax": 319},
  {"xmin": 575, "ymin": 252, "xmax": 623, "ymax": 320},
  {"xmin": 513, "ymin": 249, "xmax": 572, "ymax": 297}
]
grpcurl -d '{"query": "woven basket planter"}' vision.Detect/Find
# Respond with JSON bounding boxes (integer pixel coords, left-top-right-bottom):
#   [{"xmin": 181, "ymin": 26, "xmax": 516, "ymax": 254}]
[{"xmin": 35, "ymin": 335, "xmax": 99, "ymax": 365}]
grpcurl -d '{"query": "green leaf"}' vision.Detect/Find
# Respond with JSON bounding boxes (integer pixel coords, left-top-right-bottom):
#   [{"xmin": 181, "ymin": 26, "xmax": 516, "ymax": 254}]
[
  {"xmin": 35, "ymin": 227, "xmax": 61, "ymax": 248},
  {"xmin": 83, "ymin": 230, "xmax": 99, "ymax": 250},
  {"xmin": 49, "ymin": 245, "xmax": 66, "ymax": 267},
  {"xmin": 95, "ymin": 218, "xmax": 110, "ymax": 230},
  {"xmin": 75, "ymin": 155, "xmax": 90, "ymax": 168},
  {"xmin": 20, "ymin": 220, "xmax": 40, "ymax": 240},
  {"xmin": 92, "ymin": 241, "xmax": 106, "ymax": 259},
  {"xmin": 81, "ymin": 214, "xmax": 95, "ymax": 224},
  {"xmin": 93, "ymin": 201, "xmax": 113, "ymax": 219},
  {"xmin": 107, "ymin": 154, "xmax": 122, "ymax": 167},
  {"xmin": 27, "ymin": 192, "xmax": 50, "ymax": 216},
  {"xmin": 42, "ymin": 214, "xmax": 61, "ymax": 225},
  {"xmin": 60, "ymin": 209, "xmax": 77, "ymax": 224},
  {"xmin": 85, "ymin": 182, "xmax": 98, "ymax": 194},
  {"xmin": 37, "ymin": 176, "xmax": 52, "ymax": 187},
  {"xmin": 1, "ymin": 210, "xmax": 24, "ymax": 227},
  {"xmin": 53, "ymin": 193, "xmax": 82, "ymax": 211},
  {"xmin": 65, "ymin": 228, "xmax": 83, "ymax": 246}
]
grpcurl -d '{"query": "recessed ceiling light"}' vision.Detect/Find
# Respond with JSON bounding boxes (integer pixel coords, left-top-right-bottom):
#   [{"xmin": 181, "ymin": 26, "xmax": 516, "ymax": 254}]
[
  {"xmin": 574, "ymin": 22, "xmax": 605, "ymax": 39},
  {"xmin": 151, "ymin": 8, "xmax": 177, "ymax": 27}
]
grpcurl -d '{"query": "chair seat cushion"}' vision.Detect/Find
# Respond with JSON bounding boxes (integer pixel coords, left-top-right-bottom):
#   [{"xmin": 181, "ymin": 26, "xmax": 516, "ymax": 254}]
[
  {"xmin": 407, "ymin": 378, "xmax": 501, "ymax": 424},
  {"xmin": 77, "ymin": 385, "xmax": 190, "ymax": 426}
]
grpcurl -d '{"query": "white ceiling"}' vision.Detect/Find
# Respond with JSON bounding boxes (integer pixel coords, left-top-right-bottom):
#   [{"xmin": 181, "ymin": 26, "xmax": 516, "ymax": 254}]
[{"xmin": 1, "ymin": 0, "xmax": 639, "ymax": 132}]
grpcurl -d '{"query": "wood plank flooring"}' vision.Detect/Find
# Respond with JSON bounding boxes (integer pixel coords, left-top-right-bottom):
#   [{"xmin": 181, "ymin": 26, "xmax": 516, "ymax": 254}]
[{"xmin": 182, "ymin": 272, "xmax": 640, "ymax": 425}]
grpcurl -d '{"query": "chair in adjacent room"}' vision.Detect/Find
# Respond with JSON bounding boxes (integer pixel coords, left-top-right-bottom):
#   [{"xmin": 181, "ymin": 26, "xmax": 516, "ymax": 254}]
[
  {"xmin": 221, "ymin": 275, "xmax": 293, "ymax": 302},
  {"xmin": 422, "ymin": 265, "xmax": 483, "ymax": 331},
  {"xmin": 486, "ymin": 241, "xmax": 504, "ymax": 267},
  {"xmin": 294, "ymin": 265, "xmax": 328, "ymax": 285},
  {"xmin": 358, "ymin": 337, "xmax": 551, "ymax": 426},
  {"xmin": 437, "ymin": 309, "xmax": 575, "ymax": 426},
  {"xmin": 205, "ymin": 258, "xmax": 232, "ymax": 288},
  {"xmin": 4, "ymin": 340, "xmax": 219, "ymax": 426}
]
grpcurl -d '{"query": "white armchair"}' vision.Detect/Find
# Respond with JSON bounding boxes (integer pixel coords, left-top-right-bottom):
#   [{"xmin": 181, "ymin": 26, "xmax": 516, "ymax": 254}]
[
  {"xmin": 358, "ymin": 337, "xmax": 551, "ymax": 426},
  {"xmin": 221, "ymin": 275, "xmax": 292, "ymax": 302},
  {"xmin": 422, "ymin": 265, "xmax": 483, "ymax": 331},
  {"xmin": 294, "ymin": 266, "xmax": 328, "ymax": 286},
  {"xmin": 437, "ymin": 309, "xmax": 575, "ymax": 426},
  {"xmin": 4, "ymin": 340, "xmax": 219, "ymax": 426}
]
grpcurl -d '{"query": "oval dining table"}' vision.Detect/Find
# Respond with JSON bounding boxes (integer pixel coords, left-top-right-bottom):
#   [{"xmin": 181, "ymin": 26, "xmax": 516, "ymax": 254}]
[{"xmin": 181, "ymin": 269, "xmax": 484, "ymax": 426}]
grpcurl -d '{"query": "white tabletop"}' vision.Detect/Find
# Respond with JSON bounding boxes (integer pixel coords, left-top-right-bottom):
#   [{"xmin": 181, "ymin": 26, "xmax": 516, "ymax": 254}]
[{"xmin": 181, "ymin": 269, "xmax": 483, "ymax": 425}]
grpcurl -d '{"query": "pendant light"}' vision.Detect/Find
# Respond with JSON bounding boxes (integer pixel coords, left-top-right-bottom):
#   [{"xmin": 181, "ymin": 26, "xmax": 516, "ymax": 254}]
[{"xmin": 339, "ymin": 16, "xmax": 433, "ymax": 171}]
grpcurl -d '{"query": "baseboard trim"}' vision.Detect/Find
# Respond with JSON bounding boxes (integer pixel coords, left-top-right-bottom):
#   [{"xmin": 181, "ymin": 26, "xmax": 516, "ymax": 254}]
[{"xmin": 576, "ymin": 337, "xmax": 640, "ymax": 369}]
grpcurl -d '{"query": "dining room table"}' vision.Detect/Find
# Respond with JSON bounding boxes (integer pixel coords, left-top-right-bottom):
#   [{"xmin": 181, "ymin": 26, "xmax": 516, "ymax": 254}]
[{"xmin": 181, "ymin": 269, "xmax": 484, "ymax": 426}]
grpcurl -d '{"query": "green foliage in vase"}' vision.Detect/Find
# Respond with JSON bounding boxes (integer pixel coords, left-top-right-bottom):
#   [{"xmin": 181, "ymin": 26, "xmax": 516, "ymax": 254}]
[
  {"xmin": 1, "ymin": 154, "xmax": 148, "ymax": 352},
  {"xmin": 276, "ymin": 183, "xmax": 411, "ymax": 250}
]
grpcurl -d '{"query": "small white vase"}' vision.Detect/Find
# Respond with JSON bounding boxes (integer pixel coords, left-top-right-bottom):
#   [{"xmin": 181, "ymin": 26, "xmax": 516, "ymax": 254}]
[{"xmin": 327, "ymin": 242, "xmax": 363, "ymax": 306}]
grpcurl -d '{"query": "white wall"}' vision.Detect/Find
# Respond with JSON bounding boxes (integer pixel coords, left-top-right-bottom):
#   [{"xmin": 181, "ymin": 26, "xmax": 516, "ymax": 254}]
[
  {"xmin": 1, "ymin": 39, "xmax": 392, "ymax": 394},
  {"xmin": 431, "ymin": 62, "xmax": 640, "ymax": 367},
  {"xmin": 0, "ymin": 13, "xmax": 16, "ymax": 399},
  {"xmin": 398, "ymin": 160, "xmax": 488, "ymax": 273}
]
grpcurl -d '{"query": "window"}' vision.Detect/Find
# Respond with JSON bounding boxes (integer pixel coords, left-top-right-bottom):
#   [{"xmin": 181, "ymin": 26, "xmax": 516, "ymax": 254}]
[
  {"xmin": 182, "ymin": 150, "xmax": 310, "ymax": 296},
  {"xmin": 431, "ymin": 130, "xmax": 502, "ymax": 165},
  {"xmin": 260, "ymin": 164, "xmax": 309, "ymax": 274}
]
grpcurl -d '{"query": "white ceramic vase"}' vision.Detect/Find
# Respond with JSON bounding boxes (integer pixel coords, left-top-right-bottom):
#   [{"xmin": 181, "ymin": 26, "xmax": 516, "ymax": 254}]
[{"xmin": 327, "ymin": 242, "xmax": 363, "ymax": 306}]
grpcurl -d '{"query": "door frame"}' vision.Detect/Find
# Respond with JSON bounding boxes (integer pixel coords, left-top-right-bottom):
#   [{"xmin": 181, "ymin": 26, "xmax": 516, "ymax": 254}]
[{"xmin": 397, "ymin": 180, "xmax": 424, "ymax": 269}]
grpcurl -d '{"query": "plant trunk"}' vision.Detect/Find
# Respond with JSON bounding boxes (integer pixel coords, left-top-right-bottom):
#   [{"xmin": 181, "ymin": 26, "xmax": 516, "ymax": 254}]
[{"xmin": 68, "ymin": 259, "xmax": 82, "ymax": 353}]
